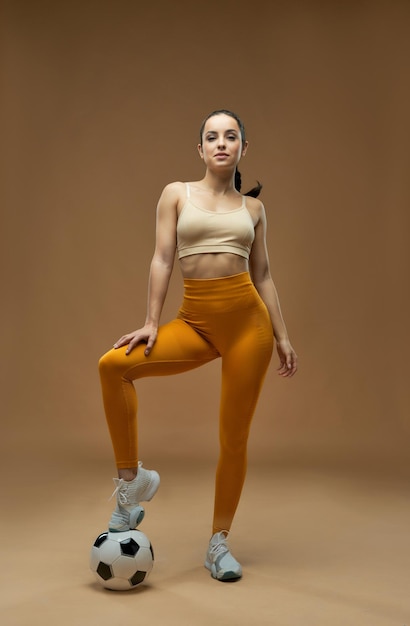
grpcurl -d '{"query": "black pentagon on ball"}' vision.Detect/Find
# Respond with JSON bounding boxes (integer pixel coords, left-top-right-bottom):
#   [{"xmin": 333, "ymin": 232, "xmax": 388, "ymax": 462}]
[
  {"xmin": 120, "ymin": 538, "xmax": 140, "ymax": 557},
  {"xmin": 97, "ymin": 561, "xmax": 113, "ymax": 581},
  {"xmin": 93, "ymin": 532, "xmax": 109, "ymax": 548},
  {"xmin": 130, "ymin": 570, "xmax": 146, "ymax": 586}
]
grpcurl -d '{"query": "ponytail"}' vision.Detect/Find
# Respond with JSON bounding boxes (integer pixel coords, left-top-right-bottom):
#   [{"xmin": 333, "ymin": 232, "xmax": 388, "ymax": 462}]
[{"xmin": 235, "ymin": 168, "xmax": 262, "ymax": 198}]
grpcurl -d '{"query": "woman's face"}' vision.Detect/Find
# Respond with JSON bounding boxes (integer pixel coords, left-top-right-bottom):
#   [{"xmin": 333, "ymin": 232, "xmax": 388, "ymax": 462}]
[{"xmin": 198, "ymin": 114, "xmax": 248, "ymax": 170}]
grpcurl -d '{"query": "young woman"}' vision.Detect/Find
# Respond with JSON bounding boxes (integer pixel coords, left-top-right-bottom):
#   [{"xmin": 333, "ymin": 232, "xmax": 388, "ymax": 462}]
[{"xmin": 99, "ymin": 109, "xmax": 297, "ymax": 581}]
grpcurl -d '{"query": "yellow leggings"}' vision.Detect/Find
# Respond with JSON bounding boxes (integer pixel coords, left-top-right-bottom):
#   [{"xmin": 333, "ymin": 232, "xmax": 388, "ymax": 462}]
[{"xmin": 99, "ymin": 272, "xmax": 274, "ymax": 533}]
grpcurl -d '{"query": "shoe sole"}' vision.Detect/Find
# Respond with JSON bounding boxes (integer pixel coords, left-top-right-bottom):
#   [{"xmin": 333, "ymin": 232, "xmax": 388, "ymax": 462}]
[
  {"xmin": 108, "ymin": 471, "xmax": 160, "ymax": 532},
  {"xmin": 204, "ymin": 561, "xmax": 242, "ymax": 581},
  {"xmin": 109, "ymin": 505, "xmax": 145, "ymax": 532}
]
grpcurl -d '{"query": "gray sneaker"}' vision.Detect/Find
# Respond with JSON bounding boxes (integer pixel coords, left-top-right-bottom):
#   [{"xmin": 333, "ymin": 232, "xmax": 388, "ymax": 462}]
[
  {"xmin": 205, "ymin": 531, "xmax": 242, "ymax": 581},
  {"xmin": 108, "ymin": 462, "xmax": 160, "ymax": 532}
]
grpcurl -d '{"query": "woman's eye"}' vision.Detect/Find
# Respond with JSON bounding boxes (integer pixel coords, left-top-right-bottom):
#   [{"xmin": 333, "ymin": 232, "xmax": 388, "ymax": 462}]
[{"xmin": 227, "ymin": 135, "xmax": 237, "ymax": 140}]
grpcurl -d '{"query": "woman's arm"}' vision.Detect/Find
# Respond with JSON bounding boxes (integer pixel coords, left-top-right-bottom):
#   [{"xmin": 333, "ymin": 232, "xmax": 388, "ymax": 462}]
[
  {"xmin": 114, "ymin": 183, "xmax": 180, "ymax": 355},
  {"xmin": 249, "ymin": 201, "xmax": 298, "ymax": 377}
]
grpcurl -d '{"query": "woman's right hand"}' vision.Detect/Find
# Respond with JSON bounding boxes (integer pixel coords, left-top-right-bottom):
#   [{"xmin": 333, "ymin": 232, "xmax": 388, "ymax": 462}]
[{"xmin": 113, "ymin": 324, "xmax": 158, "ymax": 356}]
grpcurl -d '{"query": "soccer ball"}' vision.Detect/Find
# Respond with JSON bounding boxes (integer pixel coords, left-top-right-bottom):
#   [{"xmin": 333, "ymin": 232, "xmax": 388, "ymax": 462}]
[{"xmin": 90, "ymin": 529, "xmax": 154, "ymax": 590}]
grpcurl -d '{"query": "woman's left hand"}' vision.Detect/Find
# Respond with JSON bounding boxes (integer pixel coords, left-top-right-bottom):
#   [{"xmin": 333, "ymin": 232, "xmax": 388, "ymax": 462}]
[{"xmin": 276, "ymin": 339, "xmax": 298, "ymax": 377}]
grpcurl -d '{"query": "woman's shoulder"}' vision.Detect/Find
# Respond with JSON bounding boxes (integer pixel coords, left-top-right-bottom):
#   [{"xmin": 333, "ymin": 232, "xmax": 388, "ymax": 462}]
[
  {"xmin": 244, "ymin": 194, "xmax": 263, "ymax": 208},
  {"xmin": 161, "ymin": 181, "xmax": 186, "ymax": 195},
  {"xmin": 157, "ymin": 181, "xmax": 187, "ymax": 207},
  {"xmin": 244, "ymin": 194, "xmax": 265, "ymax": 219}
]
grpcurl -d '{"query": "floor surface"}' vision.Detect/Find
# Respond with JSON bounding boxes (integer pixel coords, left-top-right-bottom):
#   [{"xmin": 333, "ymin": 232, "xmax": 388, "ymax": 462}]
[{"xmin": 1, "ymin": 456, "xmax": 409, "ymax": 626}]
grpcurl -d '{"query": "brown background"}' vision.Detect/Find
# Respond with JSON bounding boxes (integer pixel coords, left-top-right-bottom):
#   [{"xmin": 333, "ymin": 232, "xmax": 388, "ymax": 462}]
[{"xmin": 1, "ymin": 1, "xmax": 409, "ymax": 625}]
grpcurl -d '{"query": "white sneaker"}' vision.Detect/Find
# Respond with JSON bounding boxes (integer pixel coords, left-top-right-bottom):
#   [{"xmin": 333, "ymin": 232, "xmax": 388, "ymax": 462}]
[
  {"xmin": 108, "ymin": 462, "xmax": 160, "ymax": 532},
  {"xmin": 205, "ymin": 531, "xmax": 242, "ymax": 581}
]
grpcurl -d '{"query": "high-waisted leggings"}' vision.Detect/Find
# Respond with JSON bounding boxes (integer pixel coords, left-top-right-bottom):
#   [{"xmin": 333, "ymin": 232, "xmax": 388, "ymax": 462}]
[{"xmin": 99, "ymin": 272, "xmax": 274, "ymax": 534}]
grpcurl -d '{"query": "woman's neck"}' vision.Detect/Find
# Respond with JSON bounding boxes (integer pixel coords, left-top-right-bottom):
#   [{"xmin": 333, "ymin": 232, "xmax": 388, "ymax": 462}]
[{"xmin": 201, "ymin": 171, "xmax": 237, "ymax": 196}]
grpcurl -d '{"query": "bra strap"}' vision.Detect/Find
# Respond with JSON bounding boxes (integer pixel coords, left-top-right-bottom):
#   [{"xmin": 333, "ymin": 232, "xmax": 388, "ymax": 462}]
[{"xmin": 185, "ymin": 182, "xmax": 191, "ymax": 199}]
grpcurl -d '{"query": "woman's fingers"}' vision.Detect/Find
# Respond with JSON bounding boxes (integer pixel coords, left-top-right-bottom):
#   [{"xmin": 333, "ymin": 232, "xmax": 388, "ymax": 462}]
[
  {"xmin": 113, "ymin": 335, "xmax": 131, "ymax": 349},
  {"xmin": 125, "ymin": 332, "xmax": 145, "ymax": 355},
  {"xmin": 113, "ymin": 331, "xmax": 143, "ymax": 353},
  {"xmin": 276, "ymin": 345, "xmax": 298, "ymax": 377},
  {"xmin": 112, "ymin": 328, "xmax": 158, "ymax": 356},
  {"xmin": 144, "ymin": 331, "xmax": 158, "ymax": 356}
]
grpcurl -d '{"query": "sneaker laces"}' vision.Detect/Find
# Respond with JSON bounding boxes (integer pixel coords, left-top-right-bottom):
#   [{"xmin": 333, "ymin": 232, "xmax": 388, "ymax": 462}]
[
  {"xmin": 109, "ymin": 462, "xmax": 145, "ymax": 505},
  {"xmin": 209, "ymin": 533, "xmax": 230, "ymax": 558},
  {"xmin": 110, "ymin": 478, "xmax": 130, "ymax": 505}
]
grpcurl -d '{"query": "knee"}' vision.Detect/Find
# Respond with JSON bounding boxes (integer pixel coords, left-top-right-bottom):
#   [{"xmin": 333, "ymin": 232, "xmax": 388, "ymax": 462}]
[
  {"xmin": 98, "ymin": 349, "xmax": 116, "ymax": 378},
  {"xmin": 220, "ymin": 431, "xmax": 249, "ymax": 457}
]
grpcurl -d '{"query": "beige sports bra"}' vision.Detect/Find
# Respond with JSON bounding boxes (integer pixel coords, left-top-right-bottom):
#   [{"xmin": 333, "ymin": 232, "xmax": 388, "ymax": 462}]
[{"xmin": 177, "ymin": 183, "xmax": 255, "ymax": 260}]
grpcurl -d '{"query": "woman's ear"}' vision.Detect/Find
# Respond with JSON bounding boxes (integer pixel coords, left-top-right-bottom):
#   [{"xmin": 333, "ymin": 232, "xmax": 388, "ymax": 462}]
[
  {"xmin": 241, "ymin": 140, "xmax": 249, "ymax": 157},
  {"xmin": 197, "ymin": 143, "xmax": 204, "ymax": 159}
]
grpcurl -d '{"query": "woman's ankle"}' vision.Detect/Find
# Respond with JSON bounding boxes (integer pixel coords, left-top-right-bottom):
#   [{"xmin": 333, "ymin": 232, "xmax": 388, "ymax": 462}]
[{"xmin": 118, "ymin": 467, "xmax": 138, "ymax": 481}]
